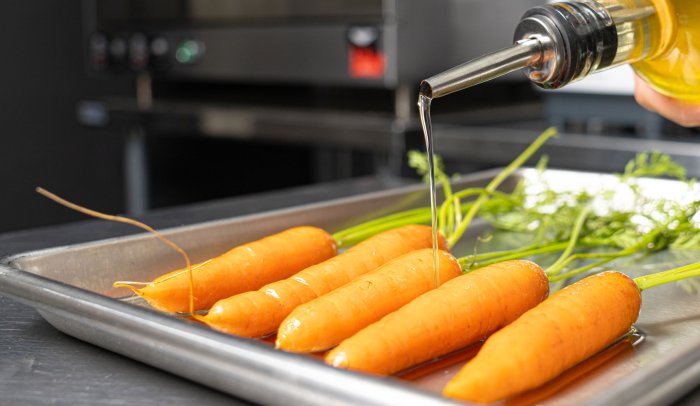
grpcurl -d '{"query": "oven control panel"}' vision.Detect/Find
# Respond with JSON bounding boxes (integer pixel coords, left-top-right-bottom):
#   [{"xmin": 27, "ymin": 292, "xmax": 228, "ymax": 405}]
[
  {"xmin": 89, "ymin": 33, "xmax": 204, "ymax": 73},
  {"xmin": 84, "ymin": 0, "xmax": 534, "ymax": 88}
]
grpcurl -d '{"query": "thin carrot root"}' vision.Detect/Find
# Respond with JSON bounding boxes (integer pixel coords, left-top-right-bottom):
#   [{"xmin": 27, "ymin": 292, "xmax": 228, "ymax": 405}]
[
  {"xmin": 112, "ymin": 282, "xmax": 148, "ymax": 297},
  {"xmin": 36, "ymin": 188, "xmax": 341, "ymax": 315},
  {"xmin": 116, "ymin": 226, "xmax": 337, "ymax": 313},
  {"xmin": 325, "ymin": 260, "xmax": 549, "ymax": 375},
  {"xmin": 276, "ymin": 248, "xmax": 462, "ymax": 353},
  {"xmin": 35, "ymin": 187, "xmax": 197, "ymax": 314},
  {"xmin": 442, "ymin": 270, "xmax": 641, "ymax": 403},
  {"xmin": 113, "ymin": 281, "xmax": 150, "ymax": 287},
  {"xmin": 35, "ymin": 187, "xmax": 190, "ymax": 264},
  {"xmin": 198, "ymin": 224, "xmax": 446, "ymax": 338}
]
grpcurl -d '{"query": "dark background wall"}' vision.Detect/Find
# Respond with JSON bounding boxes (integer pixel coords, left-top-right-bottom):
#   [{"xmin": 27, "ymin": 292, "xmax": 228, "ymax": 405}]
[
  {"xmin": 0, "ymin": 1, "xmax": 131, "ymax": 232},
  {"xmin": 0, "ymin": 2, "xmax": 320, "ymax": 234}
]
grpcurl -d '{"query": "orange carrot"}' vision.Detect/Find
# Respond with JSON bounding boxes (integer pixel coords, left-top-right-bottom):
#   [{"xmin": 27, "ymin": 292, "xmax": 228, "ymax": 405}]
[
  {"xmin": 276, "ymin": 248, "xmax": 462, "ymax": 353},
  {"xmin": 506, "ymin": 338, "xmax": 635, "ymax": 406},
  {"xmin": 114, "ymin": 226, "xmax": 337, "ymax": 313},
  {"xmin": 325, "ymin": 260, "xmax": 549, "ymax": 375},
  {"xmin": 443, "ymin": 271, "xmax": 641, "ymax": 403},
  {"xmin": 197, "ymin": 224, "xmax": 445, "ymax": 337}
]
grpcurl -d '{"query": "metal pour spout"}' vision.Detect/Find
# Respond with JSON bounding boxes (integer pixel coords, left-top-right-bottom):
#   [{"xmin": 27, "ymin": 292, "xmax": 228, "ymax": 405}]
[{"xmin": 419, "ymin": 38, "xmax": 543, "ymax": 100}]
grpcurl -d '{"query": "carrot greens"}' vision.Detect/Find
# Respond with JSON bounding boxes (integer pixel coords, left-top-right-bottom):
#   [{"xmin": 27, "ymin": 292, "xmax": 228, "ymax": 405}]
[
  {"xmin": 335, "ymin": 127, "xmax": 700, "ymax": 288},
  {"xmin": 455, "ymin": 147, "xmax": 700, "ymax": 282}
]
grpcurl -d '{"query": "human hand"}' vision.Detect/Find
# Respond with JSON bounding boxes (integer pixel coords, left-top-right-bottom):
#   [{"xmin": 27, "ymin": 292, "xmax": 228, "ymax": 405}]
[{"xmin": 634, "ymin": 75, "xmax": 700, "ymax": 127}]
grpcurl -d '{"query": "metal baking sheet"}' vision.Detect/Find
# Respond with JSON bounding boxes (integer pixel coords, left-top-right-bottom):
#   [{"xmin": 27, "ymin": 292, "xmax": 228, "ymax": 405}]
[{"xmin": 2, "ymin": 168, "xmax": 700, "ymax": 406}]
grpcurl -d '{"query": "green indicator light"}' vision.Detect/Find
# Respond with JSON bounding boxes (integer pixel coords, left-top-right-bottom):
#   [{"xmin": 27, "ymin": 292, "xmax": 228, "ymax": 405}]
[{"xmin": 176, "ymin": 40, "xmax": 201, "ymax": 64}]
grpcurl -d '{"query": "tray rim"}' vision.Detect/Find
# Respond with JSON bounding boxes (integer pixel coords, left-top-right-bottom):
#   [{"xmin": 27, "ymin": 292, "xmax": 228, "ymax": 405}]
[
  {"xmin": 0, "ymin": 261, "xmax": 459, "ymax": 406},
  {"xmin": 0, "ymin": 167, "xmax": 505, "ymax": 268},
  {"xmin": 3, "ymin": 167, "xmax": 700, "ymax": 405}
]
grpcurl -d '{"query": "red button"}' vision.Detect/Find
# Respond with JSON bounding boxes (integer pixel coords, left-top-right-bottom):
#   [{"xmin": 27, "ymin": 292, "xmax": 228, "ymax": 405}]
[{"xmin": 349, "ymin": 46, "xmax": 385, "ymax": 79}]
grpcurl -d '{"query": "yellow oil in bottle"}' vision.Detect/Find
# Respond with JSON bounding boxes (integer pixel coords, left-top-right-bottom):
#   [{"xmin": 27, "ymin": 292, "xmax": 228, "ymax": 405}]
[
  {"xmin": 632, "ymin": 0, "xmax": 700, "ymax": 102},
  {"xmin": 422, "ymin": 0, "xmax": 699, "ymax": 103}
]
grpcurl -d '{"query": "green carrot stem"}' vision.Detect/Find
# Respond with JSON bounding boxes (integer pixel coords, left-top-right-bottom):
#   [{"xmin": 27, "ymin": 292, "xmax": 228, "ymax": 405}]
[
  {"xmin": 464, "ymin": 226, "xmax": 550, "ymax": 262},
  {"xmin": 635, "ymin": 262, "xmax": 700, "ymax": 291},
  {"xmin": 532, "ymin": 221, "xmax": 549, "ymax": 246},
  {"xmin": 438, "ymin": 188, "xmax": 515, "ymax": 239},
  {"xmin": 334, "ymin": 186, "xmax": 490, "ymax": 248},
  {"xmin": 459, "ymin": 241, "xmax": 570, "ymax": 270},
  {"xmin": 446, "ymin": 189, "xmax": 495, "ymax": 247},
  {"xmin": 335, "ymin": 213, "xmax": 431, "ymax": 244},
  {"xmin": 546, "ymin": 216, "xmax": 677, "ymax": 282},
  {"xmin": 332, "ymin": 207, "xmax": 431, "ymax": 240},
  {"xmin": 439, "ymin": 173, "xmax": 457, "ymax": 238},
  {"xmin": 333, "ymin": 212, "xmax": 433, "ymax": 248},
  {"xmin": 452, "ymin": 195, "xmax": 463, "ymax": 235},
  {"xmin": 336, "ymin": 197, "xmax": 484, "ymax": 249},
  {"xmin": 548, "ymin": 257, "xmax": 618, "ymax": 282},
  {"xmin": 467, "ymin": 243, "xmax": 566, "ymax": 265},
  {"xmin": 545, "ymin": 206, "xmax": 592, "ymax": 276},
  {"xmin": 335, "ymin": 142, "xmax": 529, "ymax": 249},
  {"xmin": 447, "ymin": 127, "xmax": 557, "ymax": 248},
  {"xmin": 467, "ymin": 244, "xmax": 542, "ymax": 262},
  {"xmin": 550, "ymin": 279, "xmax": 566, "ymax": 292},
  {"xmin": 546, "ymin": 251, "xmax": 624, "ymax": 280},
  {"xmin": 439, "ymin": 189, "xmax": 476, "ymax": 237},
  {"xmin": 545, "ymin": 234, "xmax": 649, "ymax": 271}
]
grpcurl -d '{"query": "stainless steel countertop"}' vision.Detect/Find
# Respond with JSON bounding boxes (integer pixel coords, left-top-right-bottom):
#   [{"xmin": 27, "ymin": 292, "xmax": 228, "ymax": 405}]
[
  {"xmin": 4, "ymin": 175, "xmax": 700, "ymax": 406},
  {"xmin": 0, "ymin": 176, "xmax": 408, "ymax": 406}
]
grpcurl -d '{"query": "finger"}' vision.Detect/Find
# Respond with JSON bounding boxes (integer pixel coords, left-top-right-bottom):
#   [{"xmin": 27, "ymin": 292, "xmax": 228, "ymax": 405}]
[{"xmin": 634, "ymin": 75, "xmax": 700, "ymax": 127}]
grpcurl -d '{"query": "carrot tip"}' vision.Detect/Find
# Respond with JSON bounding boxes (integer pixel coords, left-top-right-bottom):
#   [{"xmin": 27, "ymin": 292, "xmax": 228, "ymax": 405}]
[
  {"xmin": 113, "ymin": 281, "xmax": 149, "ymax": 295},
  {"xmin": 191, "ymin": 314, "xmax": 207, "ymax": 323},
  {"xmin": 327, "ymin": 352, "xmax": 348, "ymax": 369}
]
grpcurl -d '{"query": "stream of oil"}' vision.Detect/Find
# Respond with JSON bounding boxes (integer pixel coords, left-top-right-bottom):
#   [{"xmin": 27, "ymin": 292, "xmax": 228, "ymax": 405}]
[{"xmin": 418, "ymin": 94, "xmax": 440, "ymax": 287}]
